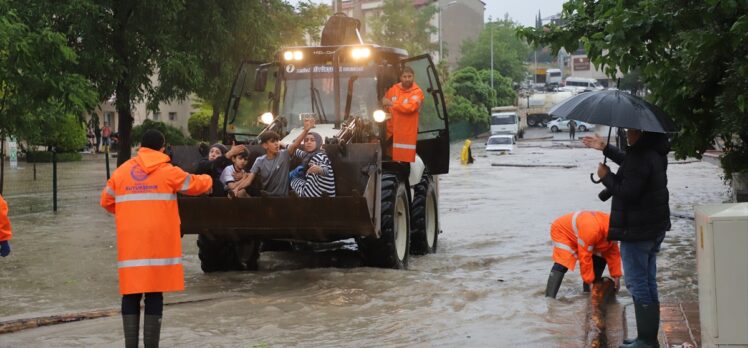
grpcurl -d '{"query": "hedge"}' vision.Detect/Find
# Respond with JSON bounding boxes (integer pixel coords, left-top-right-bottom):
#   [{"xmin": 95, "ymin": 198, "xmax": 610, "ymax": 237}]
[{"xmin": 25, "ymin": 151, "xmax": 82, "ymax": 163}]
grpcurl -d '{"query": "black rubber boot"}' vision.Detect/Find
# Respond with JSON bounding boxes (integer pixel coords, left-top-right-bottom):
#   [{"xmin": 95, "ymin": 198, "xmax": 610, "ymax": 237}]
[
  {"xmin": 122, "ymin": 314, "xmax": 140, "ymax": 348},
  {"xmin": 620, "ymin": 303, "xmax": 660, "ymax": 348},
  {"xmin": 545, "ymin": 270, "xmax": 565, "ymax": 298},
  {"xmin": 143, "ymin": 315, "xmax": 162, "ymax": 348}
]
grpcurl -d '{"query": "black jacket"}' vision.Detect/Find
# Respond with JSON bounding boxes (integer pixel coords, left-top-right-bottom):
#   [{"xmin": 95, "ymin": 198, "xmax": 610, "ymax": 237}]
[
  {"xmin": 195, "ymin": 157, "xmax": 230, "ymax": 197},
  {"xmin": 602, "ymin": 133, "xmax": 671, "ymax": 241}
]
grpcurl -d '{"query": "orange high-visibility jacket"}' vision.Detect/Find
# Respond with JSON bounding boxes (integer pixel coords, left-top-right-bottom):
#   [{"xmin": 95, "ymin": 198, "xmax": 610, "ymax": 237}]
[
  {"xmin": 101, "ymin": 147, "xmax": 212, "ymax": 295},
  {"xmin": 0, "ymin": 194, "xmax": 12, "ymax": 242},
  {"xmin": 385, "ymin": 82, "xmax": 425, "ymax": 162},
  {"xmin": 550, "ymin": 211, "xmax": 622, "ymax": 284}
]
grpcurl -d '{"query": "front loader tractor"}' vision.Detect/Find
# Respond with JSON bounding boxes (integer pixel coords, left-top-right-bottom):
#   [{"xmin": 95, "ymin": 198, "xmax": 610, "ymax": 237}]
[{"xmin": 173, "ymin": 14, "xmax": 450, "ymax": 270}]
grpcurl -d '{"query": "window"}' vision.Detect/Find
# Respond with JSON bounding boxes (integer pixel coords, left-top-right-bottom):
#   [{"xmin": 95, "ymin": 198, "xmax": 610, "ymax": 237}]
[
  {"xmin": 169, "ymin": 112, "xmax": 177, "ymax": 121},
  {"xmin": 153, "ymin": 112, "xmax": 161, "ymax": 121}
]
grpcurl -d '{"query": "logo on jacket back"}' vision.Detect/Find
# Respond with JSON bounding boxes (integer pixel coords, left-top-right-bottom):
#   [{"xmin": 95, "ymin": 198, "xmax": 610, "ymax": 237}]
[{"xmin": 130, "ymin": 165, "xmax": 149, "ymax": 182}]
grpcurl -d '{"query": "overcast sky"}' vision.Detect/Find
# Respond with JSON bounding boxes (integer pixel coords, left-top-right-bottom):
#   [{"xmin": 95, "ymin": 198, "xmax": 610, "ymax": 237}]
[{"xmin": 285, "ymin": 0, "xmax": 567, "ymax": 27}]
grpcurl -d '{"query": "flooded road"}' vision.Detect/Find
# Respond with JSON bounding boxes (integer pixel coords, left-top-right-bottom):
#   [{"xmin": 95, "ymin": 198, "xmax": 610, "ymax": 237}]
[{"xmin": 0, "ymin": 130, "xmax": 730, "ymax": 347}]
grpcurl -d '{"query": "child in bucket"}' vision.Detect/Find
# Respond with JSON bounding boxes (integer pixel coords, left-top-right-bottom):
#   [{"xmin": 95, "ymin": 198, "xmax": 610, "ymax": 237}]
[
  {"xmin": 289, "ymin": 131, "xmax": 336, "ymax": 197},
  {"xmin": 220, "ymin": 146, "xmax": 250, "ymax": 197}
]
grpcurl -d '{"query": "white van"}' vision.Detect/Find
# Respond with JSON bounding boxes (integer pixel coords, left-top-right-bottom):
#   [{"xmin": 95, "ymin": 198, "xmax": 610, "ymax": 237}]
[{"xmin": 560, "ymin": 77, "xmax": 604, "ymax": 93}]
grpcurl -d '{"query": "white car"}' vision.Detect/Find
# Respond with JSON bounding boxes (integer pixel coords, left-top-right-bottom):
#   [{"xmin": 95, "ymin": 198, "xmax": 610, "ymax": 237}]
[
  {"xmin": 485, "ymin": 135, "xmax": 514, "ymax": 153},
  {"xmin": 547, "ymin": 117, "xmax": 596, "ymax": 133}
]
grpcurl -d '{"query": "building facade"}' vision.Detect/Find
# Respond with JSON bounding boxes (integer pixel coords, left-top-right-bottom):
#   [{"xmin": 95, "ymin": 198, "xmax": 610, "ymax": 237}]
[{"xmin": 89, "ymin": 96, "xmax": 195, "ymax": 136}]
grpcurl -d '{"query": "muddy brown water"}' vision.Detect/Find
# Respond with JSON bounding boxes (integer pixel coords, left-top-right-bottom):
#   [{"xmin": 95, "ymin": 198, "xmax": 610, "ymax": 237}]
[{"xmin": 0, "ymin": 134, "xmax": 729, "ymax": 347}]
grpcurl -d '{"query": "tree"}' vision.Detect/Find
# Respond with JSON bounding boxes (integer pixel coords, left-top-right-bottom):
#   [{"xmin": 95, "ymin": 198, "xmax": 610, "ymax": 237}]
[
  {"xmin": 188, "ymin": 101, "xmax": 223, "ymax": 142},
  {"xmin": 0, "ymin": 3, "xmax": 97, "ymax": 143},
  {"xmin": 519, "ymin": 0, "xmax": 748, "ymax": 180},
  {"xmin": 478, "ymin": 69, "xmax": 516, "ymax": 106},
  {"xmin": 367, "ymin": 0, "xmax": 438, "ymax": 55},
  {"xmin": 459, "ymin": 18, "xmax": 531, "ymax": 83},
  {"xmin": 444, "ymin": 67, "xmax": 493, "ymax": 126},
  {"xmin": 132, "ymin": 119, "xmax": 194, "ymax": 146},
  {"xmin": 297, "ymin": 0, "xmax": 333, "ymax": 45},
  {"xmin": 175, "ymin": 0, "xmax": 307, "ymax": 143}
]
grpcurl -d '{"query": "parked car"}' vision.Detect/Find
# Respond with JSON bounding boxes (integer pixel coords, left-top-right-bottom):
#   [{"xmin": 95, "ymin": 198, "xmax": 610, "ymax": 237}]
[
  {"xmin": 547, "ymin": 117, "xmax": 596, "ymax": 132},
  {"xmin": 485, "ymin": 134, "xmax": 515, "ymax": 153}
]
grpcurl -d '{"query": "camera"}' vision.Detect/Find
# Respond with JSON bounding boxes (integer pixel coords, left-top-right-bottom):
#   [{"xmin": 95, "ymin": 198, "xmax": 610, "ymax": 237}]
[{"xmin": 598, "ymin": 188, "xmax": 612, "ymax": 202}]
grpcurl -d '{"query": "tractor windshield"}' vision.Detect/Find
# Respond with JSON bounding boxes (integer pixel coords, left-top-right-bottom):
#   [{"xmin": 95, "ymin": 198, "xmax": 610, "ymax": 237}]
[{"xmin": 281, "ymin": 64, "xmax": 379, "ymax": 129}]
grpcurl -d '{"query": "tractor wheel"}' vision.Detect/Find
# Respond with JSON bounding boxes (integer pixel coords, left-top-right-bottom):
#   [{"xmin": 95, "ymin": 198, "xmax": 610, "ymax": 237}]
[
  {"xmin": 410, "ymin": 173, "xmax": 438, "ymax": 255},
  {"xmin": 359, "ymin": 173, "xmax": 410, "ymax": 269},
  {"xmin": 197, "ymin": 235, "xmax": 260, "ymax": 272},
  {"xmin": 528, "ymin": 118, "xmax": 537, "ymax": 127}
]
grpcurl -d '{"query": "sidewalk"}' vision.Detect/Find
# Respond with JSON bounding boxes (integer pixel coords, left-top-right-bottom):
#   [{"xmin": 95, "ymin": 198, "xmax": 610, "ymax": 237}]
[{"xmin": 621, "ymin": 302, "xmax": 701, "ymax": 348}]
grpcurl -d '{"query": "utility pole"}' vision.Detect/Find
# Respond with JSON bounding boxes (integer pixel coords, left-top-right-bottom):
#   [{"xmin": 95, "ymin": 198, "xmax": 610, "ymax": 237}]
[{"xmin": 489, "ymin": 15, "xmax": 494, "ymax": 91}]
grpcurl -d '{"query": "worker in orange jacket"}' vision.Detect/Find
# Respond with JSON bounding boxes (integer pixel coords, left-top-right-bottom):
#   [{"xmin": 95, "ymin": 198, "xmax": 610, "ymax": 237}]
[
  {"xmin": 101, "ymin": 130, "xmax": 212, "ymax": 348},
  {"xmin": 0, "ymin": 194, "xmax": 12, "ymax": 257},
  {"xmin": 382, "ymin": 66, "xmax": 425, "ymax": 162},
  {"xmin": 545, "ymin": 211, "xmax": 622, "ymax": 298}
]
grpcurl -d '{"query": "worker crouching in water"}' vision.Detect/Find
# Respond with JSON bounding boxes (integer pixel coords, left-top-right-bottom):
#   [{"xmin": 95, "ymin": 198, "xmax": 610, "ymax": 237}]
[
  {"xmin": 545, "ymin": 211, "xmax": 622, "ymax": 298},
  {"xmin": 101, "ymin": 130, "xmax": 212, "ymax": 348}
]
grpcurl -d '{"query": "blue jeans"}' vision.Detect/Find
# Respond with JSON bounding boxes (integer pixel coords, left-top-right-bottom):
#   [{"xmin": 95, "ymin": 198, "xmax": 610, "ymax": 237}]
[{"xmin": 620, "ymin": 233, "xmax": 665, "ymax": 305}]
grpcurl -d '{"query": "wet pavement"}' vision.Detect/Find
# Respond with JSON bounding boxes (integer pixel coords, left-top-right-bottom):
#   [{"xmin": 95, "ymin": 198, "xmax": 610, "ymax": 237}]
[{"xmin": 0, "ymin": 128, "xmax": 730, "ymax": 347}]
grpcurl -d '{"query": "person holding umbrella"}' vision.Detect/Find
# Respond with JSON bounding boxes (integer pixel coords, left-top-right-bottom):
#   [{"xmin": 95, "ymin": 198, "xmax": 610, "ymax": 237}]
[
  {"xmin": 550, "ymin": 89, "xmax": 675, "ymax": 348},
  {"xmin": 582, "ymin": 129, "xmax": 670, "ymax": 348}
]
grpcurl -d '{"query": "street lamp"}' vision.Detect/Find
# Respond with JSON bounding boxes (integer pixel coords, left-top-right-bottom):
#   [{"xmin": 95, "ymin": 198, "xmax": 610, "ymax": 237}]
[{"xmin": 438, "ymin": 1, "xmax": 457, "ymax": 63}]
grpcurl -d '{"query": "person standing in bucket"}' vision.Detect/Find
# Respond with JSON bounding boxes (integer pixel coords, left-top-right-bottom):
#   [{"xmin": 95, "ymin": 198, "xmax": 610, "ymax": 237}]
[
  {"xmin": 583, "ymin": 129, "xmax": 670, "ymax": 348},
  {"xmin": 101, "ymin": 129, "xmax": 212, "ymax": 348},
  {"xmin": 0, "ymin": 193, "xmax": 13, "ymax": 257},
  {"xmin": 382, "ymin": 66, "xmax": 424, "ymax": 163},
  {"xmin": 545, "ymin": 211, "xmax": 621, "ymax": 298}
]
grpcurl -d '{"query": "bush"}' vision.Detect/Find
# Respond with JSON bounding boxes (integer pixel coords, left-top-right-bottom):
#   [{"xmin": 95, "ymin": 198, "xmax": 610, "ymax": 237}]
[
  {"xmin": 131, "ymin": 119, "xmax": 195, "ymax": 146},
  {"xmin": 188, "ymin": 110, "xmax": 224, "ymax": 141},
  {"xmin": 26, "ymin": 151, "xmax": 82, "ymax": 163}
]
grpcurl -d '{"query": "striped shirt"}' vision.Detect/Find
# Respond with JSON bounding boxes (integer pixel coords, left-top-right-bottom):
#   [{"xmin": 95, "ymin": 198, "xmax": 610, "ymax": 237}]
[{"xmin": 291, "ymin": 149, "xmax": 336, "ymax": 197}]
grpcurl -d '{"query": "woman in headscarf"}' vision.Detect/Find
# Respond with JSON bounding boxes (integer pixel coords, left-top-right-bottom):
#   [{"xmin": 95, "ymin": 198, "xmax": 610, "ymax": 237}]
[
  {"xmin": 195, "ymin": 143, "xmax": 230, "ymax": 197},
  {"xmin": 289, "ymin": 131, "xmax": 336, "ymax": 197}
]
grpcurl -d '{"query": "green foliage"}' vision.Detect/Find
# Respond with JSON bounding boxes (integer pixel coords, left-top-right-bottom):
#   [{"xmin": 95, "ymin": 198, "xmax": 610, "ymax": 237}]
[
  {"xmin": 21, "ymin": 113, "xmax": 87, "ymax": 152},
  {"xmin": 26, "ymin": 151, "xmax": 82, "ymax": 163},
  {"xmin": 367, "ymin": 0, "xmax": 438, "ymax": 55},
  {"xmin": 459, "ymin": 18, "xmax": 531, "ymax": 83},
  {"xmin": 518, "ymin": 0, "xmax": 748, "ymax": 180},
  {"xmin": 296, "ymin": 1, "xmax": 333, "ymax": 45},
  {"xmin": 132, "ymin": 120, "xmax": 194, "ymax": 146},
  {"xmin": 477, "ymin": 69, "xmax": 516, "ymax": 106},
  {"xmin": 0, "ymin": 2, "xmax": 97, "ymax": 139},
  {"xmin": 188, "ymin": 102, "xmax": 224, "ymax": 141}
]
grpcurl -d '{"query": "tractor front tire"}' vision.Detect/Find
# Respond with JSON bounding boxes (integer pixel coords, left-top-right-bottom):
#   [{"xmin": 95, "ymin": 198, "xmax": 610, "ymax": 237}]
[
  {"xmin": 197, "ymin": 235, "xmax": 260, "ymax": 272},
  {"xmin": 410, "ymin": 173, "xmax": 438, "ymax": 255},
  {"xmin": 359, "ymin": 173, "xmax": 410, "ymax": 269}
]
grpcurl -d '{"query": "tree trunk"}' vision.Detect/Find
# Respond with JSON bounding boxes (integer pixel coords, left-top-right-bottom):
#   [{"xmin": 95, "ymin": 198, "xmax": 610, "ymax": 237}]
[
  {"xmin": 208, "ymin": 107, "xmax": 220, "ymax": 143},
  {"xmin": 115, "ymin": 80, "xmax": 134, "ymax": 167}
]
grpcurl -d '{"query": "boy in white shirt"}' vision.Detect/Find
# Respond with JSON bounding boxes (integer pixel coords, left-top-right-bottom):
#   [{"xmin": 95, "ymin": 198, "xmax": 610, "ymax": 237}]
[{"xmin": 220, "ymin": 146, "xmax": 249, "ymax": 197}]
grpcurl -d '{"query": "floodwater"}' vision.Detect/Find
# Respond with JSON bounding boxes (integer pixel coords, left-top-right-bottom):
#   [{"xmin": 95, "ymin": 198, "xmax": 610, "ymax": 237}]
[{"xmin": 0, "ymin": 129, "xmax": 730, "ymax": 347}]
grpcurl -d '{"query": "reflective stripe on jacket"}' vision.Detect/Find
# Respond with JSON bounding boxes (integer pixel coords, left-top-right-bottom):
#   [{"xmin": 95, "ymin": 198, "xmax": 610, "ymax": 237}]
[
  {"xmin": 385, "ymin": 82, "xmax": 424, "ymax": 162},
  {"xmin": 0, "ymin": 194, "xmax": 12, "ymax": 242},
  {"xmin": 100, "ymin": 147, "xmax": 212, "ymax": 295},
  {"xmin": 550, "ymin": 211, "xmax": 622, "ymax": 284}
]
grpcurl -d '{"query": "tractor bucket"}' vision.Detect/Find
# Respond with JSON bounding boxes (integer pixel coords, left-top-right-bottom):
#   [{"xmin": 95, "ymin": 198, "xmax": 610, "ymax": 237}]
[{"xmin": 173, "ymin": 143, "xmax": 382, "ymax": 243}]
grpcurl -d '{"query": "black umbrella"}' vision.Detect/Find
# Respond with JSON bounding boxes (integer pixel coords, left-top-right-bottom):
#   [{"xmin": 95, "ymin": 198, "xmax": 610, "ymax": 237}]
[
  {"xmin": 548, "ymin": 90, "xmax": 676, "ymax": 182},
  {"xmin": 548, "ymin": 90, "xmax": 676, "ymax": 133}
]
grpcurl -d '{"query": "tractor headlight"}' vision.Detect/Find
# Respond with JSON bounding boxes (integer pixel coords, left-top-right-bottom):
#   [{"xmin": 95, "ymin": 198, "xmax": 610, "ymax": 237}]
[
  {"xmin": 260, "ymin": 112, "xmax": 274, "ymax": 125},
  {"xmin": 283, "ymin": 51, "xmax": 293, "ymax": 61},
  {"xmin": 373, "ymin": 109, "xmax": 386, "ymax": 123},
  {"xmin": 293, "ymin": 50, "xmax": 303, "ymax": 60},
  {"xmin": 351, "ymin": 47, "xmax": 371, "ymax": 59}
]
